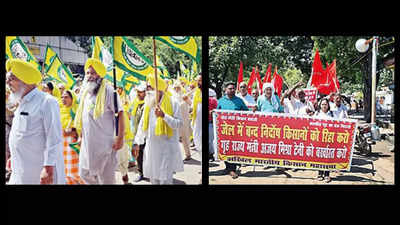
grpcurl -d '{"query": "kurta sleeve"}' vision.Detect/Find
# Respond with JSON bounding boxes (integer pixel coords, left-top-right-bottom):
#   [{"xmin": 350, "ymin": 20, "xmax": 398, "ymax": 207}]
[
  {"xmin": 163, "ymin": 99, "xmax": 183, "ymax": 130},
  {"xmin": 42, "ymin": 96, "xmax": 63, "ymax": 166}
]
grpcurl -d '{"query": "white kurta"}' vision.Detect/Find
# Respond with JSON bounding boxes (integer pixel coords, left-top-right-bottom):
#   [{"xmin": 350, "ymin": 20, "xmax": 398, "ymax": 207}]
[
  {"xmin": 79, "ymin": 83, "xmax": 123, "ymax": 177},
  {"xmin": 134, "ymin": 96, "xmax": 184, "ymax": 182},
  {"xmin": 192, "ymin": 100, "xmax": 202, "ymax": 154},
  {"xmin": 8, "ymin": 88, "xmax": 65, "ymax": 184}
]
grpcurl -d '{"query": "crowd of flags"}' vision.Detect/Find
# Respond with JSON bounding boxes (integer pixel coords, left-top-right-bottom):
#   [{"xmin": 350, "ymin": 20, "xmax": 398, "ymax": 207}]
[
  {"xmin": 237, "ymin": 61, "xmax": 285, "ymax": 97},
  {"xmin": 237, "ymin": 48, "xmax": 340, "ymax": 98},
  {"xmin": 5, "ymin": 36, "xmax": 201, "ymax": 95}
]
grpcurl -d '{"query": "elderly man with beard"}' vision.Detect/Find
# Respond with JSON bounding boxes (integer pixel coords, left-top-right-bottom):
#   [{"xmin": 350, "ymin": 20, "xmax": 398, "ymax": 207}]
[
  {"xmin": 171, "ymin": 81, "xmax": 192, "ymax": 161},
  {"xmin": 253, "ymin": 82, "xmax": 283, "ymax": 113},
  {"xmin": 74, "ymin": 58, "xmax": 124, "ymax": 184},
  {"xmin": 133, "ymin": 74, "xmax": 184, "ymax": 185},
  {"xmin": 6, "ymin": 59, "xmax": 65, "ymax": 184}
]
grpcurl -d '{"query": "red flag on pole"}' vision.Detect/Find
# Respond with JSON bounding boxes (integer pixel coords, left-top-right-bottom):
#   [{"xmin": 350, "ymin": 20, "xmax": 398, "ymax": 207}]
[
  {"xmin": 310, "ymin": 49, "xmax": 326, "ymax": 88},
  {"xmin": 318, "ymin": 59, "xmax": 339, "ymax": 95},
  {"xmin": 236, "ymin": 61, "xmax": 243, "ymax": 92},
  {"xmin": 272, "ymin": 68, "xmax": 284, "ymax": 97},
  {"xmin": 247, "ymin": 66, "xmax": 256, "ymax": 95},
  {"xmin": 263, "ymin": 63, "xmax": 272, "ymax": 83},
  {"xmin": 255, "ymin": 66, "xmax": 263, "ymax": 94}
]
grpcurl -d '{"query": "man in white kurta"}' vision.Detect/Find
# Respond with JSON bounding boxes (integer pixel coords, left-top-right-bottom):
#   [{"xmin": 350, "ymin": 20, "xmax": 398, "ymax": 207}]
[
  {"xmin": 192, "ymin": 75, "xmax": 202, "ymax": 156},
  {"xmin": 171, "ymin": 81, "xmax": 192, "ymax": 161},
  {"xmin": 133, "ymin": 75, "xmax": 184, "ymax": 185},
  {"xmin": 6, "ymin": 59, "xmax": 65, "ymax": 184},
  {"xmin": 76, "ymin": 58, "xmax": 124, "ymax": 184}
]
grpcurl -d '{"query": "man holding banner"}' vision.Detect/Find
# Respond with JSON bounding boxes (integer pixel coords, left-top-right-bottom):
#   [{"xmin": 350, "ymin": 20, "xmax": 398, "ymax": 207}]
[{"xmin": 216, "ymin": 81, "xmax": 249, "ymax": 179}]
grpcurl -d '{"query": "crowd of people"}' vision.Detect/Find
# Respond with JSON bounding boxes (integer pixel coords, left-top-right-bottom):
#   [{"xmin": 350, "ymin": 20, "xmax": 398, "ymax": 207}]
[
  {"xmin": 208, "ymin": 81, "xmax": 349, "ymax": 183},
  {"xmin": 5, "ymin": 58, "xmax": 202, "ymax": 185}
]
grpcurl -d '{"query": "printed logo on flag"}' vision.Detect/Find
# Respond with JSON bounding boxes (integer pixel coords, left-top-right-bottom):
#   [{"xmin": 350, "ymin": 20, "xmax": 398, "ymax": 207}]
[
  {"xmin": 10, "ymin": 39, "xmax": 29, "ymax": 61},
  {"xmin": 100, "ymin": 46, "xmax": 113, "ymax": 71},
  {"xmin": 57, "ymin": 66, "xmax": 68, "ymax": 83},
  {"xmin": 121, "ymin": 42, "xmax": 148, "ymax": 70},
  {"xmin": 169, "ymin": 36, "xmax": 190, "ymax": 45}
]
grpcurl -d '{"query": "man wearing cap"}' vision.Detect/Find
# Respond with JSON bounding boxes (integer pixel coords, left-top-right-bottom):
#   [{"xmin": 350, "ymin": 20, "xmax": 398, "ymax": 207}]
[
  {"xmin": 133, "ymin": 75, "xmax": 184, "ymax": 185},
  {"xmin": 6, "ymin": 59, "xmax": 65, "ymax": 184},
  {"xmin": 129, "ymin": 82, "xmax": 147, "ymax": 182},
  {"xmin": 74, "ymin": 58, "xmax": 125, "ymax": 184}
]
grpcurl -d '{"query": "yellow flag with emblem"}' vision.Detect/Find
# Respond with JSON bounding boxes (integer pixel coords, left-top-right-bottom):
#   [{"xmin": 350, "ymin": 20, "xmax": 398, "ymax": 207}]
[
  {"xmin": 155, "ymin": 36, "xmax": 200, "ymax": 63},
  {"xmin": 113, "ymin": 36, "xmax": 155, "ymax": 81},
  {"xmin": 92, "ymin": 36, "xmax": 139, "ymax": 95},
  {"xmin": 44, "ymin": 44, "xmax": 57, "ymax": 71},
  {"xmin": 45, "ymin": 54, "xmax": 76, "ymax": 90},
  {"xmin": 5, "ymin": 36, "xmax": 42, "ymax": 72}
]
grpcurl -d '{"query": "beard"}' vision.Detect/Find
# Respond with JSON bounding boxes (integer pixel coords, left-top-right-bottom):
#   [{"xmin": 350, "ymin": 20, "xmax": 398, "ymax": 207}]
[
  {"xmin": 7, "ymin": 85, "xmax": 26, "ymax": 109},
  {"xmin": 85, "ymin": 77, "xmax": 102, "ymax": 96},
  {"xmin": 144, "ymin": 90, "xmax": 156, "ymax": 108}
]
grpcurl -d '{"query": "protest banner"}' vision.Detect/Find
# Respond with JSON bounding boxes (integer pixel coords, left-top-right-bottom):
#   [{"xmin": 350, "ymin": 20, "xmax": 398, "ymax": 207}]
[
  {"xmin": 213, "ymin": 110, "xmax": 357, "ymax": 171},
  {"xmin": 303, "ymin": 88, "xmax": 318, "ymax": 102}
]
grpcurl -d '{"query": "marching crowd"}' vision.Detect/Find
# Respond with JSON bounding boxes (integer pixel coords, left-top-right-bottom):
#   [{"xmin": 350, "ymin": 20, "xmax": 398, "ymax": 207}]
[
  {"xmin": 208, "ymin": 81, "xmax": 349, "ymax": 183},
  {"xmin": 5, "ymin": 58, "xmax": 202, "ymax": 185}
]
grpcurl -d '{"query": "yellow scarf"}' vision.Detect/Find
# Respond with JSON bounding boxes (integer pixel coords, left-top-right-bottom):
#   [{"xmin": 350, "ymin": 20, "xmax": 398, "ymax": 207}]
[
  {"xmin": 129, "ymin": 97, "xmax": 145, "ymax": 117},
  {"xmin": 74, "ymin": 79, "xmax": 107, "ymax": 135},
  {"xmin": 192, "ymin": 87, "xmax": 202, "ymax": 126},
  {"xmin": 143, "ymin": 91, "xmax": 174, "ymax": 138}
]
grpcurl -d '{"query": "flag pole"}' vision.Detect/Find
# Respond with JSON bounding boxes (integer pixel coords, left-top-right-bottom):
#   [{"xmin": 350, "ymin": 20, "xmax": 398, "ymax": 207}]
[
  {"xmin": 112, "ymin": 36, "xmax": 119, "ymax": 136},
  {"xmin": 152, "ymin": 37, "xmax": 159, "ymax": 105}
]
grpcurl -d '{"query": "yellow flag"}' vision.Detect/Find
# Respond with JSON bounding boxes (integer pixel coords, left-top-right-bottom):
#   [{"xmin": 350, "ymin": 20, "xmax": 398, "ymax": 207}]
[
  {"xmin": 92, "ymin": 36, "xmax": 139, "ymax": 95},
  {"xmin": 5, "ymin": 36, "xmax": 42, "ymax": 72},
  {"xmin": 155, "ymin": 36, "xmax": 200, "ymax": 63},
  {"xmin": 44, "ymin": 45, "xmax": 57, "ymax": 71},
  {"xmin": 113, "ymin": 36, "xmax": 155, "ymax": 81},
  {"xmin": 45, "ymin": 54, "xmax": 76, "ymax": 90},
  {"xmin": 92, "ymin": 36, "xmax": 114, "ymax": 72}
]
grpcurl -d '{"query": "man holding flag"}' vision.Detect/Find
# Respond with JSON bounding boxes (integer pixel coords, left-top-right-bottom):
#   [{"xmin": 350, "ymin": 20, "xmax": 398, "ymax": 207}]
[
  {"xmin": 74, "ymin": 58, "xmax": 125, "ymax": 184},
  {"xmin": 132, "ymin": 74, "xmax": 184, "ymax": 184}
]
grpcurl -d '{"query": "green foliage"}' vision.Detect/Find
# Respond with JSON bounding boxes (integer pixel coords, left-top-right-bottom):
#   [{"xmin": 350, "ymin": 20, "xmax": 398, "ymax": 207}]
[{"xmin": 209, "ymin": 36, "xmax": 395, "ymax": 98}]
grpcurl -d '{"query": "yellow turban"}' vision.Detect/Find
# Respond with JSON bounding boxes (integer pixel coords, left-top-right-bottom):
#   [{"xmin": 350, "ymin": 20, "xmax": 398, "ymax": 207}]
[
  {"xmin": 6, "ymin": 59, "xmax": 42, "ymax": 85},
  {"xmin": 84, "ymin": 58, "xmax": 106, "ymax": 78},
  {"xmin": 147, "ymin": 74, "xmax": 167, "ymax": 91}
]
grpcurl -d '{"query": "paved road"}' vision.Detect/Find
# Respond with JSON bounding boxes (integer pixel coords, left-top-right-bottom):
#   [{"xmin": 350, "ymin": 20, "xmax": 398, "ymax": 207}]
[
  {"xmin": 115, "ymin": 143, "xmax": 202, "ymax": 185},
  {"xmin": 209, "ymin": 138, "xmax": 395, "ymax": 185}
]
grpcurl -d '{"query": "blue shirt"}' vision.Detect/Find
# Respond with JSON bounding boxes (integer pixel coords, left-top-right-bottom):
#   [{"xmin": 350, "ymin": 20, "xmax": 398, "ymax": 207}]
[
  {"xmin": 217, "ymin": 95, "xmax": 249, "ymax": 111},
  {"xmin": 256, "ymin": 94, "xmax": 283, "ymax": 113}
]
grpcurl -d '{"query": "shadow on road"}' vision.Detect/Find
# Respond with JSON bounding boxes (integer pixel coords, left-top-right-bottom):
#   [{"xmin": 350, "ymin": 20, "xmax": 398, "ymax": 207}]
[
  {"xmin": 173, "ymin": 178, "xmax": 186, "ymax": 185},
  {"xmin": 183, "ymin": 158, "xmax": 201, "ymax": 166},
  {"xmin": 240, "ymin": 170, "xmax": 292, "ymax": 178},
  {"xmin": 333, "ymin": 175, "xmax": 385, "ymax": 184}
]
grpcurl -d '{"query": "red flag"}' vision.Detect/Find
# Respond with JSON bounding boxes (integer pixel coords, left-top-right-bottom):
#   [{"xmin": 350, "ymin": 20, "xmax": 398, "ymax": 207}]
[
  {"xmin": 318, "ymin": 59, "xmax": 339, "ymax": 95},
  {"xmin": 255, "ymin": 66, "xmax": 263, "ymax": 94},
  {"xmin": 247, "ymin": 67, "xmax": 256, "ymax": 95},
  {"xmin": 263, "ymin": 63, "xmax": 272, "ymax": 83},
  {"xmin": 236, "ymin": 61, "xmax": 243, "ymax": 92},
  {"xmin": 273, "ymin": 69, "xmax": 284, "ymax": 97},
  {"xmin": 310, "ymin": 49, "xmax": 327, "ymax": 88}
]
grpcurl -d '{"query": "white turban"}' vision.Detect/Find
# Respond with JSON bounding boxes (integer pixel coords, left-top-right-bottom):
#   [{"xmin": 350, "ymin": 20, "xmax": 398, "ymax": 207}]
[{"xmin": 263, "ymin": 82, "xmax": 275, "ymax": 93}]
